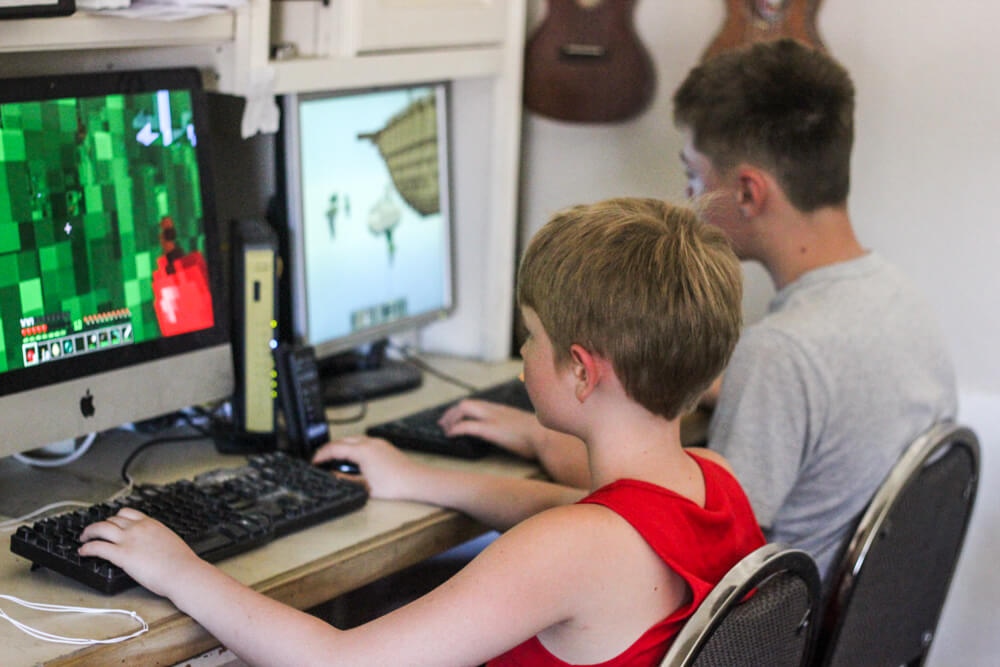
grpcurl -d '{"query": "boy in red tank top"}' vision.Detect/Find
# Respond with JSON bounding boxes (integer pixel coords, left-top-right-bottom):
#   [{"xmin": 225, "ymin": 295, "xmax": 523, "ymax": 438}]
[{"xmin": 80, "ymin": 197, "xmax": 764, "ymax": 666}]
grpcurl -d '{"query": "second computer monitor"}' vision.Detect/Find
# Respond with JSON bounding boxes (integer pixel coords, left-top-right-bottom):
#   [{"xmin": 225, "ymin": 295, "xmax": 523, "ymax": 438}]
[{"xmin": 281, "ymin": 82, "xmax": 454, "ymax": 362}]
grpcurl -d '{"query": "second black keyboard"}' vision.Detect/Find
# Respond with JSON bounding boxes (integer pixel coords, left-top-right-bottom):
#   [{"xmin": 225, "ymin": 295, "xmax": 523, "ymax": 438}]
[
  {"xmin": 10, "ymin": 452, "xmax": 368, "ymax": 594},
  {"xmin": 366, "ymin": 377, "xmax": 534, "ymax": 458}
]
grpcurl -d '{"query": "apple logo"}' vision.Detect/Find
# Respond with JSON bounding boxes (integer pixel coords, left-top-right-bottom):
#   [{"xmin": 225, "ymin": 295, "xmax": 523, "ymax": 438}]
[{"xmin": 80, "ymin": 389, "xmax": 95, "ymax": 418}]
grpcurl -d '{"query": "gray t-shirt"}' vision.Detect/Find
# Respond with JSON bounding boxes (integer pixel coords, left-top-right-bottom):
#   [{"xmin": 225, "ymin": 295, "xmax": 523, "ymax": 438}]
[{"xmin": 708, "ymin": 252, "xmax": 957, "ymax": 581}]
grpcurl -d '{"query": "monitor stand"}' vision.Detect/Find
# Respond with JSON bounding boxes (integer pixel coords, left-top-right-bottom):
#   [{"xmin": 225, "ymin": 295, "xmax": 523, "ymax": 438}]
[{"xmin": 318, "ymin": 339, "xmax": 422, "ymax": 406}]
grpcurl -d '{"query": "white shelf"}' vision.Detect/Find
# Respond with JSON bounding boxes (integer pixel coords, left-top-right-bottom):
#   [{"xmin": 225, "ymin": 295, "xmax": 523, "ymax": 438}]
[
  {"xmin": 338, "ymin": 0, "xmax": 508, "ymax": 55},
  {"xmin": 0, "ymin": 12, "xmax": 234, "ymax": 52},
  {"xmin": 269, "ymin": 46, "xmax": 505, "ymax": 95}
]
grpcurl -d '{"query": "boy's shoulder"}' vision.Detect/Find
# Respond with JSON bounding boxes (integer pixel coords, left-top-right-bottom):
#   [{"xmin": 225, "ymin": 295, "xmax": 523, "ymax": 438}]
[
  {"xmin": 498, "ymin": 500, "xmax": 677, "ymax": 593},
  {"xmin": 508, "ymin": 501, "xmax": 643, "ymax": 561},
  {"xmin": 685, "ymin": 447, "xmax": 735, "ymax": 476},
  {"xmin": 480, "ymin": 502, "xmax": 640, "ymax": 604},
  {"xmin": 521, "ymin": 501, "xmax": 634, "ymax": 538}
]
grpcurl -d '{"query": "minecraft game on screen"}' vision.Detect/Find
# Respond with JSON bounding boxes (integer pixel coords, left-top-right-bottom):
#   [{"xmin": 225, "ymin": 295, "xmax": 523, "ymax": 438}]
[{"xmin": 0, "ymin": 88, "xmax": 214, "ymax": 375}]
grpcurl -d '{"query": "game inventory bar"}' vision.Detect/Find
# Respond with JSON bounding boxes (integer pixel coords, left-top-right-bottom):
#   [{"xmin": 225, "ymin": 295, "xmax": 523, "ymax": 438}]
[{"xmin": 21, "ymin": 309, "xmax": 134, "ymax": 367}]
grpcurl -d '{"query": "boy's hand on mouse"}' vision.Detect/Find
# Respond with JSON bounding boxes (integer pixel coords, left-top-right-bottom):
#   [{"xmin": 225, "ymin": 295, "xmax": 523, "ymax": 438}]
[
  {"xmin": 312, "ymin": 436, "xmax": 422, "ymax": 501},
  {"xmin": 438, "ymin": 399, "xmax": 541, "ymax": 459},
  {"xmin": 78, "ymin": 508, "xmax": 204, "ymax": 598}
]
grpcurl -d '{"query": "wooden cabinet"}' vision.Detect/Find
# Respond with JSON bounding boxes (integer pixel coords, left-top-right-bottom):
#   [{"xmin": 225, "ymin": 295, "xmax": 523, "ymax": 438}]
[{"xmin": 336, "ymin": 0, "xmax": 509, "ymax": 54}]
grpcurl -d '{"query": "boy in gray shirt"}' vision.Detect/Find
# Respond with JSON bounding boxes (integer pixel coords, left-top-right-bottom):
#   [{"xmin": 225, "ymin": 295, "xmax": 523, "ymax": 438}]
[
  {"xmin": 672, "ymin": 40, "xmax": 957, "ymax": 580},
  {"xmin": 439, "ymin": 39, "xmax": 957, "ymax": 582},
  {"xmin": 708, "ymin": 253, "xmax": 956, "ymax": 578}
]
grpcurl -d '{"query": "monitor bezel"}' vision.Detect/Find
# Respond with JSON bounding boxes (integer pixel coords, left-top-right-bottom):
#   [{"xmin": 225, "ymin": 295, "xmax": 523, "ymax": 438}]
[
  {"xmin": 280, "ymin": 80, "xmax": 456, "ymax": 361},
  {"xmin": 0, "ymin": 67, "xmax": 230, "ymax": 399}
]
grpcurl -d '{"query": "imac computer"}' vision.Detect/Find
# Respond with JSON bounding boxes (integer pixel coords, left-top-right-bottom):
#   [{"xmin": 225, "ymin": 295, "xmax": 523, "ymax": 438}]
[
  {"xmin": 279, "ymin": 81, "xmax": 454, "ymax": 403},
  {"xmin": 0, "ymin": 68, "xmax": 233, "ymax": 459}
]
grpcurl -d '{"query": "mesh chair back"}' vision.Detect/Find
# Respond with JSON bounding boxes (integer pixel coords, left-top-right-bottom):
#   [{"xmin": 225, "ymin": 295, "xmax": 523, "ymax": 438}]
[
  {"xmin": 816, "ymin": 422, "xmax": 980, "ymax": 667},
  {"xmin": 661, "ymin": 544, "xmax": 821, "ymax": 667}
]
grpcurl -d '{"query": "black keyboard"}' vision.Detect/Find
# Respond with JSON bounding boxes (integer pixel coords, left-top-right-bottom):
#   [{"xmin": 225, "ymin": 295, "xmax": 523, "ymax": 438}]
[
  {"xmin": 10, "ymin": 452, "xmax": 368, "ymax": 594},
  {"xmin": 366, "ymin": 377, "xmax": 534, "ymax": 458}
]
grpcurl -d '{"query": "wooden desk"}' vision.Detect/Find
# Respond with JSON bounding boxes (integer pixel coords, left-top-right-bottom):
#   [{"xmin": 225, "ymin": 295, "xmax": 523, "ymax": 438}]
[
  {"xmin": 0, "ymin": 357, "xmax": 534, "ymax": 666},
  {"xmin": 0, "ymin": 356, "xmax": 710, "ymax": 666}
]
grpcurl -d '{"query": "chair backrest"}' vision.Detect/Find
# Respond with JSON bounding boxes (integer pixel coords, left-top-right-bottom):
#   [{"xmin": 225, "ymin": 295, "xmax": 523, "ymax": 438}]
[
  {"xmin": 815, "ymin": 421, "xmax": 980, "ymax": 667},
  {"xmin": 660, "ymin": 543, "xmax": 821, "ymax": 667}
]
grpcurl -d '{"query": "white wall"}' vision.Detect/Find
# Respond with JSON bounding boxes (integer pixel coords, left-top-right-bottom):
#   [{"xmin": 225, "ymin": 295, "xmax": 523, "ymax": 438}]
[
  {"xmin": 519, "ymin": 1, "xmax": 1000, "ymax": 663},
  {"xmin": 519, "ymin": 0, "xmax": 776, "ymax": 321}
]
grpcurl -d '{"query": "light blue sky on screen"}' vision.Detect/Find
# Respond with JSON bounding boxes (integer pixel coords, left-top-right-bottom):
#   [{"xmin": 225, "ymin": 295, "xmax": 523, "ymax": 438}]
[{"xmin": 298, "ymin": 86, "xmax": 448, "ymax": 345}]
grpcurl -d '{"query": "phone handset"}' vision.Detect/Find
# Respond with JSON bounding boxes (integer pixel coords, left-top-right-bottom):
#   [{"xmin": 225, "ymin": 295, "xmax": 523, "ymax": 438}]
[{"xmin": 274, "ymin": 344, "xmax": 330, "ymax": 459}]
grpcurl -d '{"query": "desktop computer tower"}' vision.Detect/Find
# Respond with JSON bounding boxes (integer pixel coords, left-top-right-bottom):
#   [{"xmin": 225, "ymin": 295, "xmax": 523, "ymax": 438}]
[{"xmin": 230, "ymin": 218, "xmax": 279, "ymax": 450}]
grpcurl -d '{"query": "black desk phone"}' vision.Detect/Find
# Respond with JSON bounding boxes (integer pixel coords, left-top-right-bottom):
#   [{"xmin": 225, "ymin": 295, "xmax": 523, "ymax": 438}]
[{"xmin": 275, "ymin": 344, "xmax": 330, "ymax": 459}]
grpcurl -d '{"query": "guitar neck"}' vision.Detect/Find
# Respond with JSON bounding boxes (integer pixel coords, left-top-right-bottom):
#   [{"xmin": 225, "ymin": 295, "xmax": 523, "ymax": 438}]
[{"xmin": 704, "ymin": 0, "xmax": 825, "ymax": 61}]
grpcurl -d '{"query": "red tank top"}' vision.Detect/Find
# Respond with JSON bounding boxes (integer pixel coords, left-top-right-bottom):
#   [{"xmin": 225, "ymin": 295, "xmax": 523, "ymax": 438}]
[{"xmin": 487, "ymin": 454, "xmax": 765, "ymax": 667}]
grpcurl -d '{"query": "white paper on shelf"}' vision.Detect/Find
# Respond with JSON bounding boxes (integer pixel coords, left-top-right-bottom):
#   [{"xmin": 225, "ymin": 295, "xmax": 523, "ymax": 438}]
[
  {"xmin": 241, "ymin": 65, "xmax": 280, "ymax": 138},
  {"xmin": 80, "ymin": 0, "xmax": 245, "ymax": 21},
  {"xmin": 76, "ymin": 0, "xmax": 131, "ymax": 11}
]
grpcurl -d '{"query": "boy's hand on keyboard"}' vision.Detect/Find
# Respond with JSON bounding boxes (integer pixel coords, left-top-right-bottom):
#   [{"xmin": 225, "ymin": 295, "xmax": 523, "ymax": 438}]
[
  {"xmin": 78, "ymin": 507, "xmax": 203, "ymax": 598},
  {"xmin": 314, "ymin": 436, "xmax": 422, "ymax": 501},
  {"xmin": 438, "ymin": 399, "xmax": 541, "ymax": 459}
]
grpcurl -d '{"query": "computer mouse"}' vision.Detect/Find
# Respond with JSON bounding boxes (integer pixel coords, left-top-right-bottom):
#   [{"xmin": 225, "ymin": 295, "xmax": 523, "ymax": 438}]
[{"xmin": 315, "ymin": 458, "xmax": 360, "ymax": 475}]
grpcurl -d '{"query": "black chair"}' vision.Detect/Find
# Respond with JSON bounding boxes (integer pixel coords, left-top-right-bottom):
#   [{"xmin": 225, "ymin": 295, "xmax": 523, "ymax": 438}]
[
  {"xmin": 814, "ymin": 422, "xmax": 980, "ymax": 667},
  {"xmin": 660, "ymin": 543, "xmax": 821, "ymax": 667}
]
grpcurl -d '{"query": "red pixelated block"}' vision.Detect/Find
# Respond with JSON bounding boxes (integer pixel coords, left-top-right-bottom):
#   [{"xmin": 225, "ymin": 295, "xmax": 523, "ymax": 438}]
[{"xmin": 152, "ymin": 251, "xmax": 215, "ymax": 336}]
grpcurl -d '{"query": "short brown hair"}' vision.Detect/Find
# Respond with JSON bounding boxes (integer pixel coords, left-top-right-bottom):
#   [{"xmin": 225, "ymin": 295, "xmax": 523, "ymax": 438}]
[
  {"xmin": 673, "ymin": 38, "xmax": 855, "ymax": 212},
  {"xmin": 517, "ymin": 198, "xmax": 742, "ymax": 419}
]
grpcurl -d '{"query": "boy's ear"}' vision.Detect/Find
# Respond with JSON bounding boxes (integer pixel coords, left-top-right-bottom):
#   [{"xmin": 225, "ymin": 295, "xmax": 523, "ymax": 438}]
[
  {"xmin": 735, "ymin": 165, "xmax": 768, "ymax": 219},
  {"xmin": 568, "ymin": 344, "xmax": 601, "ymax": 403}
]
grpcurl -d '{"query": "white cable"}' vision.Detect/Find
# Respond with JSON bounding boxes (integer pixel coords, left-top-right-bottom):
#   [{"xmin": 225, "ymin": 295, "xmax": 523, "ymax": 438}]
[
  {"xmin": 0, "ymin": 481, "xmax": 134, "ymax": 533},
  {"xmin": 13, "ymin": 432, "xmax": 98, "ymax": 468},
  {"xmin": 0, "ymin": 594, "xmax": 148, "ymax": 645},
  {"xmin": 0, "ymin": 501, "xmax": 91, "ymax": 533}
]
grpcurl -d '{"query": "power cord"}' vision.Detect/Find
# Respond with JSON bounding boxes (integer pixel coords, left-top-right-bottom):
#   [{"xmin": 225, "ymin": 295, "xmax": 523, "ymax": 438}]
[
  {"xmin": 388, "ymin": 343, "xmax": 479, "ymax": 393},
  {"xmin": 119, "ymin": 433, "xmax": 215, "ymax": 486},
  {"xmin": 120, "ymin": 404, "xmax": 246, "ymax": 484},
  {"xmin": 0, "ymin": 501, "xmax": 92, "ymax": 533},
  {"xmin": 326, "ymin": 393, "xmax": 368, "ymax": 425},
  {"xmin": 12, "ymin": 433, "xmax": 98, "ymax": 469}
]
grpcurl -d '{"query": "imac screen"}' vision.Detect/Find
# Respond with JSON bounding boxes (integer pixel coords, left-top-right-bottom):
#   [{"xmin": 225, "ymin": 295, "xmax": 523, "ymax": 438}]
[
  {"xmin": 0, "ymin": 69, "xmax": 232, "ymax": 455},
  {"xmin": 1, "ymin": 87, "xmax": 213, "ymax": 373}
]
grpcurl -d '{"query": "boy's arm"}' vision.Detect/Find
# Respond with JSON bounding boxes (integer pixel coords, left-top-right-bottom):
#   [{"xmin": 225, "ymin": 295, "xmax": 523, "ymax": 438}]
[
  {"xmin": 343, "ymin": 505, "xmax": 606, "ymax": 664},
  {"xmin": 314, "ymin": 436, "xmax": 586, "ymax": 530},
  {"xmin": 79, "ymin": 501, "xmax": 600, "ymax": 666},
  {"xmin": 79, "ymin": 509, "xmax": 343, "ymax": 666},
  {"xmin": 437, "ymin": 399, "xmax": 593, "ymax": 488}
]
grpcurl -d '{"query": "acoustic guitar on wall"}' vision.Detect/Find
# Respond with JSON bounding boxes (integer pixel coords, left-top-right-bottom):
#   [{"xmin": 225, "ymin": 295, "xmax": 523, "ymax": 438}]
[
  {"xmin": 523, "ymin": 0, "xmax": 656, "ymax": 124},
  {"xmin": 702, "ymin": 0, "xmax": 825, "ymax": 61}
]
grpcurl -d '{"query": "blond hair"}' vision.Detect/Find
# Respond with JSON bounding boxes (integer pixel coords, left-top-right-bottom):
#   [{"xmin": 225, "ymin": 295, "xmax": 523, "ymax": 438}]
[{"xmin": 517, "ymin": 198, "xmax": 742, "ymax": 419}]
